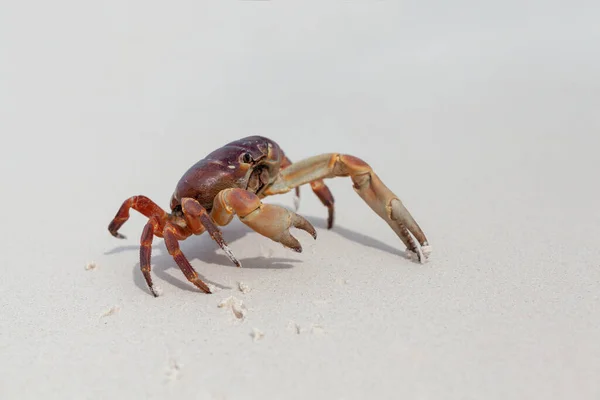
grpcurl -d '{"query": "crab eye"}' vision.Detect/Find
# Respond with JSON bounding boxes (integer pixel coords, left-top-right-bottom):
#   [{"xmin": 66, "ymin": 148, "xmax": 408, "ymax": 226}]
[{"xmin": 242, "ymin": 152, "xmax": 253, "ymax": 164}]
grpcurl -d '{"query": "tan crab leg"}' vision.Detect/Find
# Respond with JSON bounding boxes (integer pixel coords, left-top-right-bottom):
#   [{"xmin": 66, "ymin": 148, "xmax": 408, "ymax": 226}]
[
  {"xmin": 211, "ymin": 188, "xmax": 317, "ymax": 252},
  {"xmin": 281, "ymin": 156, "xmax": 301, "ymax": 209},
  {"xmin": 282, "ymin": 155, "xmax": 336, "ymax": 228},
  {"xmin": 264, "ymin": 153, "xmax": 431, "ymax": 262}
]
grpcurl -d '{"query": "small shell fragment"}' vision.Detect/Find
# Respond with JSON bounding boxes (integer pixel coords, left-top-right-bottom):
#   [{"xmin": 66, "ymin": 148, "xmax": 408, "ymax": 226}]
[
  {"xmin": 251, "ymin": 328, "xmax": 265, "ymax": 342},
  {"xmin": 311, "ymin": 324, "xmax": 326, "ymax": 335},
  {"xmin": 218, "ymin": 296, "xmax": 247, "ymax": 320},
  {"xmin": 85, "ymin": 262, "xmax": 97, "ymax": 271},
  {"xmin": 165, "ymin": 358, "xmax": 182, "ymax": 381},
  {"xmin": 238, "ymin": 281, "xmax": 251, "ymax": 294},
  {"xmin": 286, "ymin": 320, "xmax": 302, "ymax": 334},
  {"xmin": 101, "ymin": 305, "xmax": 121, "ymax": 318}
]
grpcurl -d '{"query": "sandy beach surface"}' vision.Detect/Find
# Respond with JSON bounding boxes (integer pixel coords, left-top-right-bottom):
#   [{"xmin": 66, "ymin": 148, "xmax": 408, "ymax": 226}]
[{"xmin": 1, "ymin": 2, "xmax": 599, "ymax": 399}]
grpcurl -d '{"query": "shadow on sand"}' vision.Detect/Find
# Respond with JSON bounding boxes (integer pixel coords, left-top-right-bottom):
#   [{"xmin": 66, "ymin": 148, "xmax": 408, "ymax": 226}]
[{"xmin": 105, "ymin": 215, "xmax": 408, "ymax": 295}]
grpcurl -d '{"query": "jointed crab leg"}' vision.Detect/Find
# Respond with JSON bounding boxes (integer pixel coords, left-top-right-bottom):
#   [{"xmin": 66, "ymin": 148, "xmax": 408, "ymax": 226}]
[
  {"xmin": 309, "ymin": 180, "xmax": 335, "ymax": 229},
  {"xmin": 281, "ymin": 155, "xmax": 336, "ymax": 228},
  {"xmin": 180, "ymin": 197, "xmax": 241, "ymax": 268},
  {"xmin": 211, "ymin": 188, "xmax": 317, "ymax": 252},
  {"xmin": 109, "ymin": 194, "xmax": 241, "ymax": 295},
  {"xmin": 163, "ymin": 221, "xmax": 212, "ymax": 294},
  {"xmin": 140, "ymin": 217, "xmax": 161, "ymax": 297},
  {"xmin": 264, "ymin": 153, "xmax": 431, "ymax": 262},
  {"xmin": 108, "ymin": 195, "xmax": 168, "ymax": 238}
]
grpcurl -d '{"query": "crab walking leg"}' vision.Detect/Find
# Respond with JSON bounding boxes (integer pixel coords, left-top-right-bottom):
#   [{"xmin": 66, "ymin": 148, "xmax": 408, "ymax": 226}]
[
  {"xmin": 282, "ymin": 155, "xmax": 336, "ymax": 227},
  {"xmin": 163, "ymin": 222, "xmax": 212, "ymax": 294},
  {"xmin": 265, "ymin": 154, "xmax": 431, "ymax": 262},
  {"xmin": 281, "ymin": 156, "xmax": 301, "ymax": 209},
  {"xmin": 211, "ymin": 188, "xmax": 317, "ymax": 252},
  {"xmin": 140, "ymin": 217, "xmax": 161, "ymax": 297},
  {"xmin": 108, "ymin": 195, "xmax": 168, "ymax": 238},
  {"xmin": 310, "ymin": 180, "xmax": 335, "ymax": 229},
  {"xmin": 180, "ymin": 197, "xmax": 241, "ymax": 268}
]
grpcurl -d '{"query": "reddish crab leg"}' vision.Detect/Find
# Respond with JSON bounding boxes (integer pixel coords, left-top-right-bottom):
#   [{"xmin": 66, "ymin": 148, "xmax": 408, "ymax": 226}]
[
  {"xmin": 109, "ymin": 195, "xmax": 241, "ymax": 295},
  {"xmin": 163, "ymin": 221, "xmax": 212, "ymax": 294},
  {"xmin": 140, "ymin": 217, "xmax": 161, "ymax": 297},
  {"xmin": 108, "ymin": 195, "xmax": 168, "ymax": 238},
  {"xmin": 264, "ymin": 153, "xmax": 431, "ymax": 262},
  {"xmin": 309, "ymin": 180, "xmax": 335, "ymax": 229},
  {"xmin": 211, "ymin": 188, "xmax": 316, "ymax": 252},
  {"xmin": 180, "ymin": 197, "xmax": 240, "ymax": 267}
]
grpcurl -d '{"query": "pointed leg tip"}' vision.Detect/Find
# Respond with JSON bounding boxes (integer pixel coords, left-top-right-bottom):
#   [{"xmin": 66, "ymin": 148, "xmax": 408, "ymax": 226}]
[
  {"xmin": 149, "ymin": 285, "xmax": 163, "ymax": 297},
  {"xmin": 422, "ymin": 245, "xmax": 432, "ymax": 257},
  {"xmin": 405, "ymin": 248, "xmax": 428, "ymax": 263},
  {"xmin": 221, "ymin": 244, "xmax": 242, "ymax": 268},
  {"xmin": 111, "ymin": 231, "xmax": 126, "ymax": 239},
  {"xmin": 233, "ymin": 258, "xmax": 243, "ymax": 268},
  {"xmin": 194, "ymin": 281, "xmax": 212, "ymax": 294}
]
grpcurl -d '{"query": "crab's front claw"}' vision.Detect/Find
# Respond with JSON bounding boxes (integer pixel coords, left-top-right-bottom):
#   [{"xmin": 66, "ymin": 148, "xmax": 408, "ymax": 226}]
[
  {"xmin": 211, "ymin": 188, "xmax": 316, "ymax": 253},
  {"xmin": 265, "ymin": 153, "xmax": 431, "ymax": 262},
  {"xmin": 354, "ymin": 171, "xmax": 431, "ymax": 263},
  {"xmin": 390, "ymin": 198, "xmax": 432, "ymax": 263},
  {"xmin": 241, "ymin": 204, "xmax": 316, "ymax": 252}
]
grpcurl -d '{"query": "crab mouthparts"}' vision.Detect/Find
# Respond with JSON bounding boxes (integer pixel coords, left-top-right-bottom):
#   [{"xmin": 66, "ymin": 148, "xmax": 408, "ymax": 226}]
[{"xmin": 247, "ymin": 167, "xmax": 269, "ymax": 194}]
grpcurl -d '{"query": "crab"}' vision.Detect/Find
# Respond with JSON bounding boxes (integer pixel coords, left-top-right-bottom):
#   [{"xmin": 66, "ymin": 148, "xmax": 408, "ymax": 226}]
[{"xmin": 108, "ymin": 136, "xmax": 431, "ymax": 296}]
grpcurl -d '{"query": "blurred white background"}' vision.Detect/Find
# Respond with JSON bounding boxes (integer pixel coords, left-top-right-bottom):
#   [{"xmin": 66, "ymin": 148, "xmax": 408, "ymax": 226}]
[{"xmin": 1, "ymin": 2, "xmax": 599, "ymax": 399}]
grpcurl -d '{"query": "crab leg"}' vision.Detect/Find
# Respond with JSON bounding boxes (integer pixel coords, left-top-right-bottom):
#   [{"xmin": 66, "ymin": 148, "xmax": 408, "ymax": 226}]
[
  {"xmin": 108, "ymin": 195, "xmax": 168, "ymax": 239},
  {"xmin": 281, "ymin": 156, "xmax": 301, "ymax": 209},
  {"xmin": 309, "ymin": 180, "xmax": 335, "ymax": 229},
  {"xmin": 264, "ymin": 154, "xmax": 431, "ymax": 262},
  {"xmin": 140, "ymin": 217, "xmax": 161, "ymax": 297},
  {"xmin": 163, "ymin": 221, "xmax": 212, "ymax": 294},
  {"xmin": 282, "ymin": 155, "xmax": 336, "ymax": 228},
  {"xmin": 211, "ymin": 188, "xmax": 317, "ymax": 252},
  {"xmin": 180, "ymin": 197, "xmax": 240, "ymax": 268}
]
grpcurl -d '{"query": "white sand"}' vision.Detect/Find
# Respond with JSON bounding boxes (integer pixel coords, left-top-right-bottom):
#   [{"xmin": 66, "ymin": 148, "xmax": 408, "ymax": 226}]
[{"xmin": 1, "ymin": 2, "xmax": 600, "ymax": 399}]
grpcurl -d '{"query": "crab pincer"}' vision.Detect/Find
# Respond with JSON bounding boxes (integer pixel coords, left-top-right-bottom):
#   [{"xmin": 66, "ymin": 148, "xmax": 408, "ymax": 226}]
[{"xmin": 211, "ymin": 188, "xmax": 316, "ymax": 253}]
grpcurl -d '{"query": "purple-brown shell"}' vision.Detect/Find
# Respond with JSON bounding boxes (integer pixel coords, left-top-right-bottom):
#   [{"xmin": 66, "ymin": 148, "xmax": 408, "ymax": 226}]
[{"xmin": 170, "ymin": 136, "xmax": 284, "ymax": 211}]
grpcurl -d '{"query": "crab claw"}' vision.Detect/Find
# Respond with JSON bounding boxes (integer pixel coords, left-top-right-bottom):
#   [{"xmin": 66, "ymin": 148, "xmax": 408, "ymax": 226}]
[
  {"xmin": 211, "ymin": 188, "xmax": 317, "ymax": 253},
  {"xmin": 241, "ymin": 204, "xmax": 316, "ymax": 252},
  {"xmin": 264, "ymin": 153, "xmax": 430, "ymax": 262}
]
